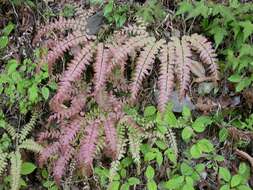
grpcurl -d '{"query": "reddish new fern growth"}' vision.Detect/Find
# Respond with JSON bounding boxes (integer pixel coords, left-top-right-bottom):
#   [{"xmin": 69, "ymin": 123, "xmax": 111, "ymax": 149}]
[{"xmin": 78, "ymin": 120, "xmax": 100, "ymax": 176}]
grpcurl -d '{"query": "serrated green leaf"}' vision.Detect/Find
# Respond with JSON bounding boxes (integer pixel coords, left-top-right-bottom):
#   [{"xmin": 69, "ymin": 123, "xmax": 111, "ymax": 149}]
[
  {"xmin": 182, "ymin": 127, "xmax": 193, "ymax": 141},
  {"xmin": 28, "ymin": 85, "xmax": 38, "ymax": 102},
  {"xmin": 145, "ymin": 166, "xmax": 155, "ymax": 179},
  {"xmin": 228, "ymin": 74, "xmax": 241, "ymax": 83},
  {"xmin": 190, "ymin": 144, "xmax": 202, "ymax": 159},
  {"xmin": 219, "ymin": 167, "xmax": 231, "ymax": 182},
  {"xmin": 164, "ymin": 176, "xmax": 184, "ymax": 189},
  {"xmin": 144, "ymin": 106, "xmax": 156, "ymax": 117},
  {"xmin": 230, "ymin": 174, "xmax": 242, "ymax": 187},
  {"xmin": 220, "ymin": 184, "xmax": 230, "ymax": 190},
  {"xmin": 197, "ymin": 139, "xmax": 214, "ymax": 153},
  {"xmin": 180, "ymin": 163, "xmax": 193, "ymax": 176},
  {"xmin": 127, "ymin": 177, "xmax": 140, "ymax": 186},
  {"xmin": 239, "ymin": 21, "xmax": 253, "ymax": 41},
  {"xmin": 147, "ymin": 180, "xmax": 157, "ymax": 190},
  {"xmin": 0, "ymin": 36, "xmax": 8, "ymax": 49},
  {"xmin": 41, "ymin": 87, "xmax": 50, "ymax": 100}
]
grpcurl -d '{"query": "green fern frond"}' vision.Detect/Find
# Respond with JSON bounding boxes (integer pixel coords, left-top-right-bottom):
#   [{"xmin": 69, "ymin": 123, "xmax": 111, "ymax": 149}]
[
  {"xmin": 19, "ymin": 112, "xmax": 38, "ymax": 143},
  {"xmin": 18, "ymin": 139, "xmax": 43, "ymax": 153},
  {"xmin": 0, "ymin": 150, "xmax": 8, "ymax": 176},
  {"xmin": 128, "ymin": 127, "xmax": 141, "ymax": 166},
  {"xmin": 10, "ymin": 151, "xmax": 22, "ymax": 190},
  {"xmin": 5, "ymin": 123, "xmax": 17, "ymax": 140},
  {"xmin": 166, "ymin": 129, "xmax": 178, "ymax": 158},
  {"xmin": 109, "ymin": 124, "xmax": 127, "ymax": 182}
]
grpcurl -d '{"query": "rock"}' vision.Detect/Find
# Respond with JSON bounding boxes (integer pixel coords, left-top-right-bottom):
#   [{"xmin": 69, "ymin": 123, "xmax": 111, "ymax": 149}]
[
  {"xmin": 86, "ymin": 11, "xmax": 104, "ymax": 35},
  {"xmin": 171, "ymin": 91, "xmax": 195, "ymax": 112}
]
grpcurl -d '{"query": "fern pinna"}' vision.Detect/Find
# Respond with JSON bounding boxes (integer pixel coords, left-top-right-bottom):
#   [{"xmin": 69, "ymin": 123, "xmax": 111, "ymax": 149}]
[{"xmin": 34, "ymin": 6, "xmax": 219, "ymax": 185}]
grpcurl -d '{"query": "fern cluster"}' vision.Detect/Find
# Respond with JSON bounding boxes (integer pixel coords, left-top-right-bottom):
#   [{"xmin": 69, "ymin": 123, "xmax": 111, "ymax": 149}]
[
  {"xmin": 0, "ymin": 112, "xmax": 42, "ymax": 190},
  {"xmin": 33, "ymin": 6, "xmax": 219, "ymax": 185}
]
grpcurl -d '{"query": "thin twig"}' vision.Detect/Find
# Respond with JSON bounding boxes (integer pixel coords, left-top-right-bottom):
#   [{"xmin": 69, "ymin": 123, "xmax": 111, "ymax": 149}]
[{"xmin": 235, "ymin": 149, "xmax": 253, "ymax": 171}]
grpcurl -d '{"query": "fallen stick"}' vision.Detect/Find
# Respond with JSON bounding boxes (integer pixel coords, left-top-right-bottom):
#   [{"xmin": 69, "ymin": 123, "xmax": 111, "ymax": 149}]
[{"xmin": 235, "ymin": 149, "xmax": 253, "ymax": 171}]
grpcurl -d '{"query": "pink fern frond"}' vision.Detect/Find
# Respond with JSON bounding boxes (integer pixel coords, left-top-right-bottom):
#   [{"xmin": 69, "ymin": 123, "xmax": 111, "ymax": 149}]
[
  {"xmin": 103, "ymin": 114, "xmax": 118, "ymax": 159},
  {"xmin": 94, "ymin": 43, "xmax": 111, "ymax": 94},
  {"xmin": 37, "ymin": 32, "xmax": 90, "ymax": 73},
  {"xmin": 59, "ymin": 118, "xmax": 82, "ymax": 151},
  {"xmin": 39, "ymin": 142, "xmax": 60, "ymax": 167},
  {"xmin": 53, "ymin": 146, "xmax": 73, "ymax": 184},
  {"xmin": 50, "ymin": 43, "xmax": 94, "ymax": 111},
  {"xmin": 173, "ymin": 36, "xmax": 192, "ymax": 100},
  {"xmin": 158, "ymin": 43, "xmax": 175, "ymax": 112},
  {"xmin": 130, "ymin": 38, "xmax": 165, "ymax": 102},
  {"xmin": 78, "ymin": 120, "xmax": 100, "ymax": 176}
]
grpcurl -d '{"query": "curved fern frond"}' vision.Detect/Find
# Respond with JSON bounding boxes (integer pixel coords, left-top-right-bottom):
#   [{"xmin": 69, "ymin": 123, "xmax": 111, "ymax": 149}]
[
  {"xmin": 78, "ymin": 120, "xmax": 100, "ymax": 176},
  {"xmin": 173, "ymin": 36, "xmax": 192, "ymax": 100},
  {"xmin": 0, "ymin": 151, "xmax": 8, "ymax": 176},
  {"xmin": 38, "ymin": 32, "xmax": 91, "ymax": 73},
  {"xmin": 19, "ymin": 139, "xmax": 43, "ymax": 153},
  {"xmin": 158, "ymin": 43, "xmax": 175, "ymax": 112},
  {"xmin": 187, "ymin": 34, "xmax": 219, "ymax": 81},
  {"xmin": 39, "ymin": 142, "xmax": 60, "ymax": 167},
  {"xmin": 94, "ymin": 43, "xmax": 111, "ymax": 94},
  {"xmin": 5, "ymin": 123, "xmax": 17, "ymax": 140},
  {"xmin": 53, "ymin": 146, "xmax": 73, "ymax": 184},
  {"xmin": 130, "ymin": 38, "xmax": 165, "ymax": 102},
  {"xmin": 19, "ymin": 112, "xmax": 38, "ymax": 143},
  {"xmin": 103, "ymin": 115, "xmax": 118, "ymax": 159}
]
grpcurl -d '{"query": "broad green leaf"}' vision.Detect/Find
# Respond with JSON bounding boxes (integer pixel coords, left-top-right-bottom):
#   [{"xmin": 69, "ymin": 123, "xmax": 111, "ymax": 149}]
[
  {"xmin": 7, "ymin": 59, "xmax": 18, "ymax": 75},
  {"xmin": 21, "ymin": 162, "xmax": 36, "ymax": 175},
  {"xmin": 230, "ymin": 174, "xmax": 242, "ymax": 187},
  {"xmin": 236, "ymin": 78, "xmax": 251, "ymax": 92},
  {"xmin": 197, "ymin": 139, "xmax": 214, "ymax": 153},
  {"xmin": 228, "ymin": 74, "xmax": 241, "ymax": 83},
  {"xmin": 103, "ymin": 1, "xmax": 113, "ymax": 16},
  {"xmin": 144, "ymin": 106, "xmax": 156, "ymax": 117},
  {"xmin": 28, "ymin": 85, "xmax": 38, "ymax": 102},
  {"xmin": 164, "ymin": 176, "xmax": 184, "ymax": 189},
  {"xmin": 144, "ymin": 152, "xmax": 156, "ymax": 162},
  {"xmin": 42, "ymin": 87, "xmax": 50, "ymax": 100},
  {"xmin": 147, "ymin": 180, "xmax": 157, "ymax": 190},
  {"xmin": 219, "ymin": 128, "xmax": 229, "ymax": 142},
  {"xmin": 219, "ymin": 167, "xmax": 231, "ymax": 182},
  {"xmin": 195, "ymin": 163, "xmax": 205, "ymax": 173},
  {"xmin": 190, "ymin": 144, "xmax": 202, "ymax": 159},
  {"xmin": 192, "ymin": 116, "xmax": 212, "ymax": 133},
  {"xmin": 164, "ymin": 107, "xmax": 177, "ymax": 126},
  {"xmin": 236, "ymin": 185, "xmax": 251, "ymax": 190},
  {"xmin": 127, "ymin": 177, "xmax": 140, "ymax": 186},
  {"xmin": 120, "ymin": 183, "xmax": 129, "ymax": 190},
  {"xmin": 156, "ymin": 151, "xmax": 163, "ymax": 166},
  {"xmin": 145, "ymin": 166, "xmax": 155, "ymax": 179},
  {"xmin": 239, "ymin": 21, "xmax": 253, "ymax": 41},
  {"xmin": 0, "ymin": 36, "xmax": 8, "ymax": 49},
  {"xmin": 180, "ymin": 163, "xmax": 193, "ymax": 176},
  {"xmin": 186, "ymin": 1, "xmax": 209, "ymax": 19},
  {"xmin": 155, "ymin": 140, "xmax": 167, "ymax": 150},
  {"xmin": 209, "ymin": 26, "xmax": 227, "ymax": 48},
  {"xmin": 176, "ymin": 1, "xmax": 193, "ymax": 15},
  {"xmin": 220, "ymin": 184, "xmax": 230, "ymax": 190},
  {"xmin": 3, "ymin": 22, "xmax": 15, "ymax": 36},
  {"xmin": 182, "ymin": 183, "xmax": 194, "ymax": 190},
  {"xmin": 165, "ymin": 148, "xmax": 177, "ymax": 165},
  {"xmin": 182, "ymin": 106, "xmax": 191, "ymax": 119},
  {"xmin": 185, "ymin": 176, "xmax": 194, "ymax": 186},
  {"xmin": 238, "ymin": 162, "xmax": 247, "ymax": 175},
  {"xmin": 108, "ymin": 181, "xmax": 120, "ymax": 190},
  {"xmin": 181, "ymin": 127, "xmax": 193, "ymax": 141}
]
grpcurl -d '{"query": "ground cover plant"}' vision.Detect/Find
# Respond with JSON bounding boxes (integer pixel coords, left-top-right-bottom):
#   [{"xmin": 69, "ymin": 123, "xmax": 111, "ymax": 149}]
[{"xmin": 0, "ymin": 0, "xmax": 253, "ymax": 190}]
